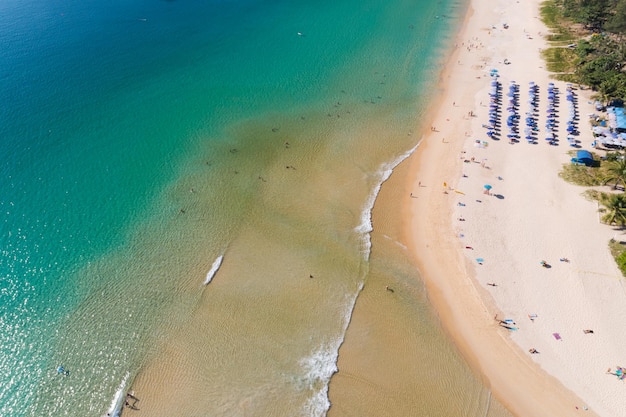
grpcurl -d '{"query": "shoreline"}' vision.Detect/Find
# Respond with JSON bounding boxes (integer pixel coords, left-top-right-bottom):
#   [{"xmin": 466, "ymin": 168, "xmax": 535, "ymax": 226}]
[{"xmin": 401, "ymin": 0, "xmax": 626, "ymax": 415}]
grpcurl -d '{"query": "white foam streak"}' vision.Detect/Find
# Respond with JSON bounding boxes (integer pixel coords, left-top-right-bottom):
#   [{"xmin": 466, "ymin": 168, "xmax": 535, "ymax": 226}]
[
  {"xmin": 299, "ymin": 345, "xmax": 338, "ymax": 416},
  {"xmin": 354, "ymin": 145, "xmax": 418, "ymax": 261},
  {"xmin": 203, "ymin": 255, "xmax": 224, "ymax": 285},
  {"xmin": 104, "ymin": 372, "xmax": 129, "ymax": 417},
  {"xmin": 298, "ymin": 146, "xmax": 417, "ymax": 413},
  {"xmin": 299, "ymin": 282, "xmax": 364, "ymax": 417}
]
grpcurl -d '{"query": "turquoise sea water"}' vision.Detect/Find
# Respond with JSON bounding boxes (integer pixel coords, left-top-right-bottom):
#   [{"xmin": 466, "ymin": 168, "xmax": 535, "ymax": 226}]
[{"xmin": 0, "ymin": 1, "xmax": 513, "ymax": 416}]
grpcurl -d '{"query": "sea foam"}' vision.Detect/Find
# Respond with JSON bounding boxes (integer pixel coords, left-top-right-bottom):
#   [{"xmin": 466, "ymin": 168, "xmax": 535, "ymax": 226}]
[
  {"xmin": 298, "ymin": 282, "xmax": 364, "ymax": 417},
  {"xmin": 203, "ymin": 255, "xmax": 224, "ymax": 285},
  {"xmin": 104, "ymin": 372, "xmax": 129, "ymax": 417},
  {"xmin": 354, "ymin": 145, "xmax": 418, "ymax": 261}
]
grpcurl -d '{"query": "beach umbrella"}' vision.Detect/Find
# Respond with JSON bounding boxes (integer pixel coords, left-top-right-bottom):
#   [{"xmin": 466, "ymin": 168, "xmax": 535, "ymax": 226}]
[{"xmin": 484, "ymin": 184, "xmax": 492, "ymax": 190}]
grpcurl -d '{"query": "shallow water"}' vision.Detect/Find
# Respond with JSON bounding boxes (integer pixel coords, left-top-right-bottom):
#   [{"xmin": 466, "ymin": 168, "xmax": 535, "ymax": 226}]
[
  {"xmin": 328, "ymin": 158, "xmax": 513, "ymax": 417},
  {"xmin": 0, "ymin": 0, "xmax": 512, "ymax": 415}
]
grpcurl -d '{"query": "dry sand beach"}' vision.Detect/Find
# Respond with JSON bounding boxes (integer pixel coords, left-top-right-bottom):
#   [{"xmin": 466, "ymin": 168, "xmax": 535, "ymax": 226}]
[{"xmin": 405, "ymin": 0, "xmax": 626, "ymax": 416}]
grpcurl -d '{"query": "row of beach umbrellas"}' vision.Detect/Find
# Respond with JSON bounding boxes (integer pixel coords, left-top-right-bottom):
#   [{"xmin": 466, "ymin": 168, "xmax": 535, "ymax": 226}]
[
  {"xmin": 524, "ymin": 82, "xmax": 540, "ymax": 144},
  {"xmin": 506, "ymin": 81, "xmax": 520, "ymax": 143},
  {"xmin": 483, "ymin": 74, "xmax": 580, "ymax": 147},
  {"xmin": 545, "ymin": 82, "xmax": 559, "ymax": 145},
  {"xmin": 565, "ymin": 84, "xmax": 580, "ymax": 147},
  {"xmin": 485, "ymin": 69, "xmax": 502, "ymax": 140}
]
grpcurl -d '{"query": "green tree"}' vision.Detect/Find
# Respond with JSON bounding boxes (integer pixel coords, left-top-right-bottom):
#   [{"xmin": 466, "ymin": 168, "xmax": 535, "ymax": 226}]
[
  {"xmin": 606, "ymin": 0, "xmax": 626, "ymax": 34},
  {"xmin": 602, "ymin": 155, "xmax": 626, "ymax": 189},
  {"xmin": 599, "ymin": 192, "xmax": 626, "ymax": 226},
  {"xmin": 576, "ymin": 39, "xmax": 596, "ymax": 58},
  {"xmin": 577, "ymin": 0, "xmax": 611, "ymax": 29},
  {"xmin": 599, "ymin": 75, "xmax": 626, "ymax": 101},
  {"xmin": 578, "ymin": 54, "xmax": 622, "ymax": 89}
]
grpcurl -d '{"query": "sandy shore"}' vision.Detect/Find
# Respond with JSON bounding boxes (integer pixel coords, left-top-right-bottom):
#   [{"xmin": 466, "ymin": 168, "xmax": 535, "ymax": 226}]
[{"xmin": 404, "ymin": 0, "xmax": 626, "ymax": 416}]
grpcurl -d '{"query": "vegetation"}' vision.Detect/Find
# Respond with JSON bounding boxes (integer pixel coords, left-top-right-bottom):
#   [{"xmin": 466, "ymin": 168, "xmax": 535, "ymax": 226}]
[
  {"xmin": 559, "ymin": 161, "xmax": 603, "ymax": 185},
  {"xmin": 544, "ymin": 1, "xmax": 626, "ymax": 274},
  {"xmin": 541, "ymin": 0, "xmax": 626, "ymax": 102},
  {"xmin": 573, "ymin": 152, "xmax": 626, "ymax": 224},
  {"xmin": 541, "ymin": 47, "xmax": 578, "ymax": 76},
  {"xmin": 558, "ymin": 151, "xmax": 617, "ymax": 186},
  {"xmin": 560, "ymin": 0, "xmax": 626, "ymax": 32},
  {"xmin": 609, "ymin": 239, "xmax": 626, "ymax": 275},
  {"xmin": 540, "ymin": 2, "xmax": 577, "ymax": 43},
  {"xmin": 601, "ymin": 155, "xmax": 626, "ymax": 188},
  {"xmin": 560, "ymin": 152, "xmax": 626, "ymax": 273},
  {"xmin": 598, "ymin": 192, "xmax": 626, "ymax": 225}
]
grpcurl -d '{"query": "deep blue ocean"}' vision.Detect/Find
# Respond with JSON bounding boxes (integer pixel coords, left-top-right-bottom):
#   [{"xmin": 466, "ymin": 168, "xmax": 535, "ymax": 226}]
[{"xmin": 0, "ymin": 1, "xmax": 487, "ymax": 416}]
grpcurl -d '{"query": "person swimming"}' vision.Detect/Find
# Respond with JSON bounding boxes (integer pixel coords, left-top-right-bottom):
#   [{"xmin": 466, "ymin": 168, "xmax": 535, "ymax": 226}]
[{"xmin": 57, "ymin": 365, "xmax": 70, "ymax": 376}]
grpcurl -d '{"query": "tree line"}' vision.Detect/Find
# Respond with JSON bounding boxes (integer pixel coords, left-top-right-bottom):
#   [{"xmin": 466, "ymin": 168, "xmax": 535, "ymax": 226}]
[
  {"xmin": 555, "ymin": 0, "xmax": 626, "ymax": 102},
  {"xmin": 561, "ymin": 0, "xmax": 626, "ymax": 33},
  {"xmin": 548, "ymin": 2, "xmax": 626, "ymax": 273}
]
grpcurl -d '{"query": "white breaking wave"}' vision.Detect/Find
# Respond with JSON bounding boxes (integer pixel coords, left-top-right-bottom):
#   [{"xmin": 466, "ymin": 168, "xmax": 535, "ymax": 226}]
[
  {"xmin": 299, "ymin": 345, "xmax": 339, "ymax": 416},
  {"xmin": 354, "ymin": 145, "xmax": 418, "ymax": 261},
  {"xmin": 294, "ymin": 146, "xmax": 418, "ymax": 416},
  {"xmin": 298, "ymin": 282, "xmax": 364, "ymax": 417},
  {"xmin": 203, "ymin": 255, "xmax": 224, "ymax": 285},
  {"xmin": 104, "ymin": 372, "xmax": 129, "ymax": 417}
]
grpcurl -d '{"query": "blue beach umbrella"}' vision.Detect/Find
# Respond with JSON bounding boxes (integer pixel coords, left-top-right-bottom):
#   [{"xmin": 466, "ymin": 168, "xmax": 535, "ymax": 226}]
[{"xmin": 484, "ymin": 184, "xmax": 492, "ymax": 190}]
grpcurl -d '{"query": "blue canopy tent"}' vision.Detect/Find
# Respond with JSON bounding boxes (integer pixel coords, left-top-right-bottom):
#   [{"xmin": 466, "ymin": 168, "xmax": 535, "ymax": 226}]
[
  {"xmin": 609, "ymin": 107, "xmax": 626, "ymax": 132},
  {"xmin": 571, "ymin": 150, "xmax": 594, "ymax": 166}
]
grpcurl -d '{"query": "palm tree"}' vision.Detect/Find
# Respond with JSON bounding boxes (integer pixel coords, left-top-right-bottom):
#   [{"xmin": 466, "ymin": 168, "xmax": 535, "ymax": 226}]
[
  {"xmin": 599, "ymin": 192, "xmax": 626, "ymax": 226},
  {"xmin": 602, "ymin": 155, "xmax": 626, "ymax": 189}
]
